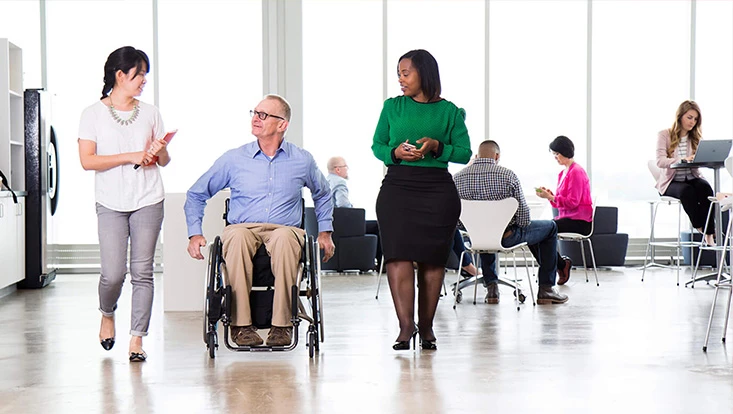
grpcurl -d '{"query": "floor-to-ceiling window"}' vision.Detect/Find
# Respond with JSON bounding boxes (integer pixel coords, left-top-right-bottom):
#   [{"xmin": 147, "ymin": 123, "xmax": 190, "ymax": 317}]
[
  {"xmin": 695, "ymin": 0, "xmax": 733, "ymax": 194},
  {"xmin": 387, "ymin": 0, "xmax": 485, "ymax": 177},
  {"xmin": 591, "ymin": 0, "xmax": 691, "ymax": 238},
  {"xmin": 488, "ymin": 0, "xmax": 587, "ymax": 220},
  {"xmin": 302, "ymin": 0, "xmax": 383, "ymax": 217},
  {"xmin": 0, "ymin": 0, "xmax": 42, "ymax": 88},
  {"xmin": 157, "ymin": 0, "xmax": 262, "ymax": 193},
  {"xmin": 3, "ymin": 0, "xmax": 732, "ymax": 259},
  {"xmin": 46, "ymin": 0, "xmax": 155, "ymax": 245}
]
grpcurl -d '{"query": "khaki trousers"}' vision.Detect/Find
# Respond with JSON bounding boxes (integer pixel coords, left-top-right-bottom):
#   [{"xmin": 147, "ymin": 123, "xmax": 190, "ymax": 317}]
[{"xmin": 221, "ymin": 223, "xmax": 305, "ymax": 327}]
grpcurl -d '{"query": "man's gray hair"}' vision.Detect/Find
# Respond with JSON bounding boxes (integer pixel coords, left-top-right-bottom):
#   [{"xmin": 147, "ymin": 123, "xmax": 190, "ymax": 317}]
[{"xmin": 264, "ymin": 94, "xmax": 291, "ymax": 121}]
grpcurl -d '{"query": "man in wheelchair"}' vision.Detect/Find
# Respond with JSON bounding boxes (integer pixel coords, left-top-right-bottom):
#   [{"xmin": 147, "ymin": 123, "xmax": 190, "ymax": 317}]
[{"xmin": 184, "ymin": 94, "xmax": 335, "ymax": 347}]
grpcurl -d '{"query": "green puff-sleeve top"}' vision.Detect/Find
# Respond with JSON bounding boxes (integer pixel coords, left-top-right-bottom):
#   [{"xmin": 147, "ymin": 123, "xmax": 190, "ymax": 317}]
[{"xmin": 371, "ymin": 95, "xmax": 472, "ymax": 168}]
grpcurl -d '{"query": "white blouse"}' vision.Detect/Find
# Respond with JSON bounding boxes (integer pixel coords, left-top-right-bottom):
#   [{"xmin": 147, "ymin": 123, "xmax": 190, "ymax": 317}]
[
  {"xmin": 78, "ymin": 100, "xmax": 166, "ymax": 212},
  {"xmin": 674, "ymin": 135, "xmax": 694, "ymax": 181}
]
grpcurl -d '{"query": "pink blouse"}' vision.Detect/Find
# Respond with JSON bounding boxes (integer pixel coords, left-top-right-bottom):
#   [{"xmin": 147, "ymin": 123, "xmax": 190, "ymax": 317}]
[
  {"xmin": 655, "ymin": 128, "xmax": 704, "ymax": 194},
  {"xmin": 550, "ymin": 162, "xmax": 593, "ymax": 222}
]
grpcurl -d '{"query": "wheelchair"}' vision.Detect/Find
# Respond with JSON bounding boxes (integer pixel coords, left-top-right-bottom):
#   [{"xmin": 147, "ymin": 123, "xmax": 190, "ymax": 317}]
[{"xmin": 203, "ymin": 200, "xmax": 324, "ymax": 358}]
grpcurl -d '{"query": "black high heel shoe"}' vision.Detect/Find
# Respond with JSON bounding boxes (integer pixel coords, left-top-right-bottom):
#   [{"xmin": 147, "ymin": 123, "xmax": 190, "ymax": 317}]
[
  {"xmin": 392, "ymin": 324, "xmax": 419, "ymax": 350},
  {"xmin": 100, "ymin": 316, "xmax": 115, "ymax": 351},
  {"xmin": 420, "ymin": 338, "xmax": 437, "ymax": 350},
  {"xmin": 100, "ymin": 338, "xmax": 115, "ymax": 351}
]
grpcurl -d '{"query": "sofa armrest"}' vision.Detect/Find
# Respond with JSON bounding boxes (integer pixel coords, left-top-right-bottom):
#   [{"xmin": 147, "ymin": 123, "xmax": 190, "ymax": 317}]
[{"xmin": 333, "ymin": 208, "xmax": 366, "ymax": 237}]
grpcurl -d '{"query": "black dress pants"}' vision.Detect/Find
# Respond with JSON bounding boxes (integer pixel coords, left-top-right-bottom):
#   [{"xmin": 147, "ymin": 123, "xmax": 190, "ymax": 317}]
[
  {"xmin": 551, "ymin": 218, "xmax": 593, "ymax": 268},
  {"xmin": 663, "ymin": 178, "xmax": 714, "ymax": 234}
]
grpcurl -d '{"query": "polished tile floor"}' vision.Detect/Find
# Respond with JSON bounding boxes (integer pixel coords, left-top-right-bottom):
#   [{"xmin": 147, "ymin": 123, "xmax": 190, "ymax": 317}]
[{"xmin": 0, "ymin": 267, "xmax": 732, "ymax": 414}]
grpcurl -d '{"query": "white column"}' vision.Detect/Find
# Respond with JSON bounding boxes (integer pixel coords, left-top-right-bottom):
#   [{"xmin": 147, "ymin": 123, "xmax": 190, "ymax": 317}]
[{"xmin": 262, "ymin": 0, "xmax": 303, "ymax": 147}]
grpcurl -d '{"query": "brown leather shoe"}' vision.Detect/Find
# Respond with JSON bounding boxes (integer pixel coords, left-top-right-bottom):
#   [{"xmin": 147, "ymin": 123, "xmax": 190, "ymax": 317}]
[
  {"xmin": 266, "ymin": 326, "xmax": 293, "ymax": 346},
  {"xmin": 231, "ymin": 325, "xmax": 263, "ymax": 346},
  {"xmin": 537, "ymin": 285, "xmax": 569, "ymax": 304},
  {"xmin": 557, "ymin": 256, "xmax": 572, "ymax": 285},
  {"xmin": 484, "ymin": 282, "xmax": 500, "ymax": 304}
]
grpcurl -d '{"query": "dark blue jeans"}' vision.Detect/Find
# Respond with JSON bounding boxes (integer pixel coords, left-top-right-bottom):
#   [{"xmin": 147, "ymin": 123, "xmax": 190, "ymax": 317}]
[
  {"xmin": 479, "ymin": 220, "xmax": 558, "ymax": 287},
  {"xmin": 451, "ymin": 228, "xmax": 473, "ymax": 267}
]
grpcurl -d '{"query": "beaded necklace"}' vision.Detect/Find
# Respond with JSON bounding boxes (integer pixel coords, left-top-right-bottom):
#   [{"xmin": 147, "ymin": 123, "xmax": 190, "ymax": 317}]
[{"xmin": 108, "ymin": 96, "xmax": 140, "ymax": 126}]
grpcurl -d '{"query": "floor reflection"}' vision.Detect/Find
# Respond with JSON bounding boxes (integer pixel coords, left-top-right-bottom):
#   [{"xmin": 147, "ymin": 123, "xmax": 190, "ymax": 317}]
[{"xmin": 1, "ymin": 271, "xmax": 732, "ymax": 413}]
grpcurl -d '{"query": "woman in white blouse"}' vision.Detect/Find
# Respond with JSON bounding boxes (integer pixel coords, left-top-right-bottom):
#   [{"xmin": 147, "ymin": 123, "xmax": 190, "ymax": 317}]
[
  {"xmin": 655, "ymin": 100, "xmax": 714, "ymax": 246},
  {"xmin": 78, "ymin": 46, "xmax": 170, "ymax": 362}
]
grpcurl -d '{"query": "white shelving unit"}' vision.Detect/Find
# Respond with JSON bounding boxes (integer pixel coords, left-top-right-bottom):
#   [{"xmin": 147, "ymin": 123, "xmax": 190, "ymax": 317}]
[
  {"xmin": 1, "ymin": 38, "xmax": 26, "ymax": 290},
  {"xmin": 1, "ymin": 39, "xmax": 24, "ymax": 191}
]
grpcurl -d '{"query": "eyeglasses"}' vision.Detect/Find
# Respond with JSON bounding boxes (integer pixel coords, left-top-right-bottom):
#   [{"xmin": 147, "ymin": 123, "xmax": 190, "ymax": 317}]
[
  {"xmin": 250, "ymin": 109, "xmax": 286, "ymax": 121},
  {"xmin": 334, "ymin": 165, "xmax": 348, "ymax": 169}
]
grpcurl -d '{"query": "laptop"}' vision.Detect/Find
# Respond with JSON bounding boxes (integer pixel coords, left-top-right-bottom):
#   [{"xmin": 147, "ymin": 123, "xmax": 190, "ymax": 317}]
[{"xmin": 691, "ymin": 139, "xmax": 732, "ymax": 163}]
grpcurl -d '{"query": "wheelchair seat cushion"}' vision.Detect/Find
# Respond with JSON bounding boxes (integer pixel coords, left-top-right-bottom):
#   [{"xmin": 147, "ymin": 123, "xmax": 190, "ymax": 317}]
[{"xmin": 252, "ymin": 244, "xmax": 276, "ymax": 287}]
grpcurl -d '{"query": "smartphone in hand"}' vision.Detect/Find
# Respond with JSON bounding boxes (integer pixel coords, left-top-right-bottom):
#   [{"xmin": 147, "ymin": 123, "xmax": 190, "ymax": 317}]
[{"xmin": 402, "ymin": 142, "xmax": 417, "ymax": 152}]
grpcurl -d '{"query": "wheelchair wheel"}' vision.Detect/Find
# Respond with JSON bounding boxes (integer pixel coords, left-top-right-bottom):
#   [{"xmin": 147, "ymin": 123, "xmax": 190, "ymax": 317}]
[
  {"xmin": 203, "ymin": 237, "xmax": 223, "ymax": 345},
  {"xmin": 309, "ymin": 237, "xmax": 324, "ymax": 345},
  {"xmin": 207, "ymin": 330, "xmax": 217, "ymax": 359},
  {"xmin": 307, "ymin": 326, "xmax": 316, "ymax": 358}
]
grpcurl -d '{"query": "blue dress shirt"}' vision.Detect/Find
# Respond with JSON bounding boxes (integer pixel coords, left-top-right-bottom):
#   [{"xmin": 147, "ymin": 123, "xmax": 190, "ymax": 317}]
[
  {"xmin": 185, "ymin": 139, "xmax": 334, "ymax": 237},
  {"xmin": 326, "ymin": 173, "xmax": 352, "ymax": 208}
]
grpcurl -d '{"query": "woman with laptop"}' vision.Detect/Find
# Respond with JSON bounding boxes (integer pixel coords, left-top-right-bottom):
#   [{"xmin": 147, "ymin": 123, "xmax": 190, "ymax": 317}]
[{"xmin": 655, "ymin": 100, "xmax": 715, "ymax": 246}]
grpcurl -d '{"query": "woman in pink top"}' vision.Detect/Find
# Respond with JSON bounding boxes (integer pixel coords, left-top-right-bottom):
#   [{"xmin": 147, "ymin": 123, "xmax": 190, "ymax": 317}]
[
  {"xmin": 655, "ymin": 100, "xmax": 714, "ymax": 246},
  {"xmin": 537, "ymin": 136, "xmax": 593, "ymax": 285}
]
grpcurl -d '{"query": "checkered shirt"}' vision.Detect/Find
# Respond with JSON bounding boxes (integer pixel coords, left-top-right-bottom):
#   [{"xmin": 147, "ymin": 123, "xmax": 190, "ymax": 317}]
[{"xmin": 453, "ymin": 158, "xmax": 531, "ymax": 228}]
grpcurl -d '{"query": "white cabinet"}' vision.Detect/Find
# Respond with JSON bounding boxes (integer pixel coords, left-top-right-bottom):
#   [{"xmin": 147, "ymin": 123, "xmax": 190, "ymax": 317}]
[
  {"xmin": 0, "ymin": 38, "xmax": 24, "ymax": 192},
  {"xmin": 0, "ymin": 195, "xmax": 24, "ymax": 289},
  {"xmin": 0, "ymin": 197, "xmax": 11, "ymax": 282}
]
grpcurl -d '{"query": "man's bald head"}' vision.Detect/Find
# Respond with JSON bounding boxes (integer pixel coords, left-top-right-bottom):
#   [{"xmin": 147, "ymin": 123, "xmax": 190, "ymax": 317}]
[
  {"xmin": 477, "ymin": 140, "xmax": 500, "ymax": 159},
  {"xmin": 327, "ymin": 156, "xmax": 349, "ymax": 178}
]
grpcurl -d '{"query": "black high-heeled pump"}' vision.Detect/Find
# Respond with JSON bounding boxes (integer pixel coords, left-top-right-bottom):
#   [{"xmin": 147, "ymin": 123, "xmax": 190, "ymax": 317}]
[
  {"xmin": 100, "ymin": 316, "xmax": 115, "ymax": 350},
  {"xmin": 100, "ymin": 338, "xmax": 115, "ymax": 351},
  {"xmin": 420, "ymin": 338, "xmax": 437, "ymax": 350},
  {"xmin": 392, "ymin": 324, "xmax": 419, "ymax": 350}
]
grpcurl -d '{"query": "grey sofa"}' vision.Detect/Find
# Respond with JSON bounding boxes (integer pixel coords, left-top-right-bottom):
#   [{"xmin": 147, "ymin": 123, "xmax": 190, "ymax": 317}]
[{"xmin": 305, "ymin": 207, "xmax": 378, "ymax": 272}]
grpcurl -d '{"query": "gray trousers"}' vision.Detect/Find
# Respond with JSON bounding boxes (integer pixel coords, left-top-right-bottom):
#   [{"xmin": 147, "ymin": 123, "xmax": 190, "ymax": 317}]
[{"xmin": 96, "ymin": 201, "xmax": 164, "ymax": 336}]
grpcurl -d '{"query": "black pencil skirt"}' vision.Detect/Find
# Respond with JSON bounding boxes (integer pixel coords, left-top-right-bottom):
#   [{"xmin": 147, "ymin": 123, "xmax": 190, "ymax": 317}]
[{"xmin": 376, "ymin": 165, "xmax": 461, "ymax": 267}]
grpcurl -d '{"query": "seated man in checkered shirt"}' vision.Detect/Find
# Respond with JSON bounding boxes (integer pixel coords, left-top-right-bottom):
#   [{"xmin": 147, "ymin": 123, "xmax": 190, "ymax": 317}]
[{"xmin": 453, "ymin": 140, "xmax": 568, "ymax": 304}]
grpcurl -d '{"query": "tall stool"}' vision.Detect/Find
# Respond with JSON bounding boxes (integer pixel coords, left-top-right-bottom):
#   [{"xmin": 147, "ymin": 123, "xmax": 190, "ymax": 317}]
[
  {"xmin": 642, "ymin": 160, "xmax": 701, "ymax": 285},
  {"xmin": 702, "ymin": 197, "xmax": 733, "ymax": 351},
  {"xmin": 690, "ymin": 197, "xmax": 731, "ymax": 288},
  {"xmin": 641, "ymin": 196, "xmax": 699, "ymax": 285}
]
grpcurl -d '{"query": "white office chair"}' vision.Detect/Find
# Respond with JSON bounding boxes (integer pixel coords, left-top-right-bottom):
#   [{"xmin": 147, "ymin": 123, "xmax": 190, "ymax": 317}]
[
  {"xmin": 641, "ymin": 160, "xmax": 700, "ymax": 285},
  {"xmin": 557, "ymin": 197, "xmax": 599, "ymax": 286},
  {"xmin": 454, "ymin": 198, "xmax": 535, "ymax": 311}
]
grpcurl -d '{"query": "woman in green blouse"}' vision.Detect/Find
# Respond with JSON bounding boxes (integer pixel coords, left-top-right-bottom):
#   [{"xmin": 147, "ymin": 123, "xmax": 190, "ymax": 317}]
[{"xmin": 372, "ymin": 49, "xmax": 472, "ymax": 351}]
